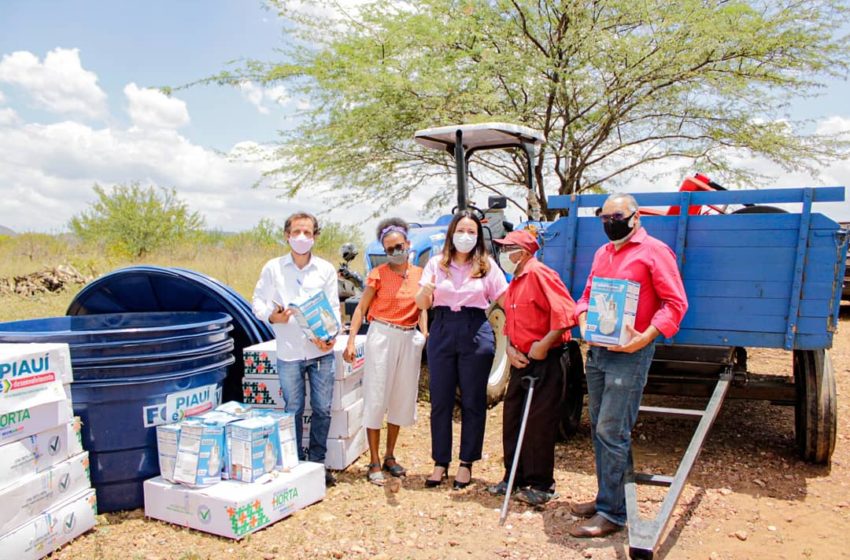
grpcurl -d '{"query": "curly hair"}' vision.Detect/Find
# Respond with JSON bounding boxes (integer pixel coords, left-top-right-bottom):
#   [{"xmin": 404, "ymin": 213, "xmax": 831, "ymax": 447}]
[{"xmin": 375, "ymin": 217, "xmax": 409, "ymax": 241}]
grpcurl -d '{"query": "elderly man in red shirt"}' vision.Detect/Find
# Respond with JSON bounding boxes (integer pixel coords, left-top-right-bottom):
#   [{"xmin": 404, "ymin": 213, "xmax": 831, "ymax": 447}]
[
  {"xmin": 486, "ymin": 229, "xmax": 577, "ymax": 506},
  {"xmin": 570, "ymin": 193, "xmax": 688, "ymax": 538}
]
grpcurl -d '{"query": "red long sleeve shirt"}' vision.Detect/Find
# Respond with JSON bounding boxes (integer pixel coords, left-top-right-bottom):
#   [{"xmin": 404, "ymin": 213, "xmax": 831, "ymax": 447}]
[
  {"xmin": 504, "ymin": 257, "xmax": 577, "ymax": 354},
  {"xmin": 575, "ymin": 227, "xmax": 688, "ymax": 338}
]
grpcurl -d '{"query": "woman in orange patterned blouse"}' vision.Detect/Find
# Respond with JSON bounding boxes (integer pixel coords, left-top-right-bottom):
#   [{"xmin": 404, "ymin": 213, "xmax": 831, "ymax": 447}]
[{"xmin": 343, "ymin": 218, "xmax": 428, "ymax": 486}]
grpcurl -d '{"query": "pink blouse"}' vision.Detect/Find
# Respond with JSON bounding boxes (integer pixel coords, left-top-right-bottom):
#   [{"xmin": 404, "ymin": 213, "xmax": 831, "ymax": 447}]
[{"xmin": 420, "ymin": 256, "xmax": 508, "ymax": 311}]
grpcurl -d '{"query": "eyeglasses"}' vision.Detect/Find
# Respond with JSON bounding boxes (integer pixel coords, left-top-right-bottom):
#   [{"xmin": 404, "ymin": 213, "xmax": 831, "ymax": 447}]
[
  {"xmin": 385, "ymin": 243, "xmax": 407, "ymax": 256},
  {"xmin": 598, "ymin": 211, "xmax": 636, "ymax": 224}
]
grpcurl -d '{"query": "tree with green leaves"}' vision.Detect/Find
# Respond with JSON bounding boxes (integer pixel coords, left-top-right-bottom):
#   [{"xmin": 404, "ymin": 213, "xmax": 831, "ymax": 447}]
[
  {"xmin": 70, "ymin": 183, "xmax": 205, "ymax": 258},
  {"xmin": 201, "ymin": 0, "xmax": 850, "ymax": 219}
]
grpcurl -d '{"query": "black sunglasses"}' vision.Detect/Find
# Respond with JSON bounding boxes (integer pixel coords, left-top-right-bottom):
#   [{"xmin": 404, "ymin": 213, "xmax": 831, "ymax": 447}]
[
  {"xmin": 598, "ymin": 211, "xmax": 636, "ymax": 224},
  {"xmin": 385, "ymin": 243, "xmax": 407, "ymax": 255}
]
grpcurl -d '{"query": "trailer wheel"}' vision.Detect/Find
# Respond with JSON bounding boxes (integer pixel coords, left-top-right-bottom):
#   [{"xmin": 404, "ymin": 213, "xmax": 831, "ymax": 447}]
[
  {"xmin": 486, "ymin": 302, "xmax": 511, "ymax": 408},
  {"xmin": 558, "ymin": 340, "xmax": 585, "ymax": 440},
  {"xmin": 793, "ymin": 349, "xmax": 837, "ymax": 464}
]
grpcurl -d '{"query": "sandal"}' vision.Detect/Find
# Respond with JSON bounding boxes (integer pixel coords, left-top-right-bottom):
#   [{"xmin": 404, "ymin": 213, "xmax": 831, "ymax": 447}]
[
  {"xmin": 366, "ymin": 463, "xmax": 385, "ymax": 486},
  {"xmin": 424, "ymin": 462, "xmax": 449, "ymax": 488},
  {"xmin": 453, "ymin": 462, "xmax": 473, "ymax": 490},
  {"xmin": 382, "ymin": 456, "xmax": 407, "ymax": 477}
]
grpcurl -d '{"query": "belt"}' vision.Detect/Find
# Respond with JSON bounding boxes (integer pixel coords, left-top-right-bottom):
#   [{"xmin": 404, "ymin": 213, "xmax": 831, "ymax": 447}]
[{"xmin": 371, "ymin": 318, "xmax": 417, "ymax": 331}]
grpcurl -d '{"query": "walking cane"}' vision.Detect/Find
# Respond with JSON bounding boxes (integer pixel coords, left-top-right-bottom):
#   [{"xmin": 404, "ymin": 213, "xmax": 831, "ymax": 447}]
[{"xmin": 499, "ymin": 374, "xmax": 536, "ymax": 526}]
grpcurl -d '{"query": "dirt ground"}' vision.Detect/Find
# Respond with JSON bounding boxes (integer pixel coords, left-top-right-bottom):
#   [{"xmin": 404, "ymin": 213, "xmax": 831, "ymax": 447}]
[{"xmin": 52, "ymin": 307, "xmax": 850, "ymax": 560}]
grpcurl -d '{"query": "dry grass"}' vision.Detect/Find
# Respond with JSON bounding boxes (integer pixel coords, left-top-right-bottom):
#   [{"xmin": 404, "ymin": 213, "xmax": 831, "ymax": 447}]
[{"xmin": 0, "ymin": 235, "xmax": 349, "ymax": 323}]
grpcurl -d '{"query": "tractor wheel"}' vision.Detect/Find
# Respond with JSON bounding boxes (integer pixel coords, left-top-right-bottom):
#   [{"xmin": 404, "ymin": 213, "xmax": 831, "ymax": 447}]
[
  {"xmin": 558, "ymin": 340, "xmax": 585, "ymax": 440},
  {"xmin": 793, "ymin": 349, "xmax": 837, "ymax": 464},
  {"xmin": 486, "ymin": 302, "xmax": 511, "ymax": 408}
]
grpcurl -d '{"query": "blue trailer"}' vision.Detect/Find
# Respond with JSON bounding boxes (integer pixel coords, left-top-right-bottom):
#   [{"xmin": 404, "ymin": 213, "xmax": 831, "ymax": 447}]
[
  {"xmin": 542, "ymin": 187, "xmax": 847, "ymax": 558},
  {"xmin": 409, "ymin": 123, "xmax": 848, "ymax": 559}
]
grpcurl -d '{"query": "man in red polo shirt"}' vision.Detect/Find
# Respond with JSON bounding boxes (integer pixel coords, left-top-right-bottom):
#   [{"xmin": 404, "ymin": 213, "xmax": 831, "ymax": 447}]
[
  {"xmin": 486, "ymin": 229, "xmax": 577, "ymax": 506},
  {"xmin": 569, "ymin": 193, "xmax": 688, "ymax": 538}
]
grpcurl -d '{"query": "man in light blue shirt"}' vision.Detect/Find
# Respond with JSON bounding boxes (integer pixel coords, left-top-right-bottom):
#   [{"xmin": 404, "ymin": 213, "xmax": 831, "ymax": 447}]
[{"xmin": 252, "ymin": 212, "xmax": 341, "ymax": 486}]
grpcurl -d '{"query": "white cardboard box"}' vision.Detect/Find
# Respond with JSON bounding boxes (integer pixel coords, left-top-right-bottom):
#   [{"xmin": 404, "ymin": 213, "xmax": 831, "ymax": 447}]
[
  {"xmin": 303, "ymin": 427, "xmax": 367, "ymax": 471},
  {"xmin": 0, "ymin": 451, "xmax": 91, "ymax": 536},
  {"xmin": 173, "ymin": 420, "xmax": 226, "ymax": 487},
  {"xmin": 226, "ymin": 416, "xmax": 278, "ymax": 483},
  {"xmin": 303, "ymin": 398, "xmax": 364, "ymax": 440},
  {"xmin": 144, "ymin": 461, "xmax": 325, "ymax": 539},
  {"xmin": 242, "ymin": 336, "xmax": 366, "ymax": 380},
  {"xmin": 243, "ymin": 369, "xmax": 364, "ymax": 412},
  {"xmin": 0, "ymin": 344, "xmax": 74, "ymax": 411},
  {"xmin": 0, "ymin": 488, "xmax": 97, "ymax": 560},
  {"xmin": 156, "ymin": 423, "xmax": 181, "ymax": 483},
  {"xmin": 0, "ymin": 418, "xmax": 83, "ymax": 492},
  {"xmin": 585, "ymin": 277, "xmax": 640, "ymax": 346},
  {"xmin": 0, "ymin": 387, "xmax": 74, "ymax": 447}
]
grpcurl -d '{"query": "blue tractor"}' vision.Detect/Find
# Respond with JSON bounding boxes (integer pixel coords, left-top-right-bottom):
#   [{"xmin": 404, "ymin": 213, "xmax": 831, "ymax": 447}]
[{"xmin": 343, "ymin": 123, "xmax": 585, "ymax": 428}]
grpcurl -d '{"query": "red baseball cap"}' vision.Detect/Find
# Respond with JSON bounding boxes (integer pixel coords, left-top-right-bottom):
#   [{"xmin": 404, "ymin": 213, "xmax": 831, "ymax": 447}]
[{"xmin": 494, "ymin": 229, "xmax": 540, "ymax": 253}]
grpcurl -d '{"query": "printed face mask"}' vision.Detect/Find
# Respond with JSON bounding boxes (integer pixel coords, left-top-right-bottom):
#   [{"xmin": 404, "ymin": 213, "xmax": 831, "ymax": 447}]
[
  {"xmin": 288, "ymin": 234, "xmax": 314, "ymax": 255},
  {"xmin": 452, "ymin": 232, "xmax": 477, "ymax": 254},
  {"xmin": 602, "ymin": 211, "xmax": 636, "ymax": 242},
  {"xmin": 499, "ymin": 250, "xmax": 521, "ymax": 275}
]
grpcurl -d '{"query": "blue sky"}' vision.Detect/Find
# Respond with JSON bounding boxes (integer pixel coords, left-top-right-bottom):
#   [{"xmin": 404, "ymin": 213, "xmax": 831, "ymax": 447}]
[{"xmin": 0, "ymin": 0, "xmax": 848, "ymax": 236}]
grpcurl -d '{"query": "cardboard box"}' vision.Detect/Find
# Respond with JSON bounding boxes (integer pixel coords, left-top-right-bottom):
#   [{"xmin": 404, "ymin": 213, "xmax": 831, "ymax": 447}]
[
  {"xmin": 584, "ymin": 277, "xmax": 640, "ymax": 346},
  {"xmin": 0, "ymin": 418, "xmax": 83, "ymax": 492},
  {"xmin": 226, "ymin": 416, "xmax": 278, "ymax": 483},
  {"xmin": 0, "ymin": 452, "xmax": 91, "ymax": 536},
  {"xmin": 0, "ymin": 387, "xmax": 74, "ymax": 447},
  {"xmin": 144, "ymin": 461, "xmax": 325, "ymax": 539},
  {"xmin": 173, "ymin": 420, "xmax": 225, "ymax": 487},
  {"xmin": 303, "ymin": 398, "xmax": 364, "ymax": 440},
  {"xmin": 0, "ymin": 488, "xmax": 97, "ymax": 560},
  {"xmin": 304, "ymin": 427, "xmax": 367, "ymax": 471},
  {"xmin": 249, "ymin": 410, "xmax": 299, "ymax": 470},
  {"xmin": 242, "ymin": 336, "xmax": 366, "ymax": 380},
  {"xmin": 243, "ymin": 369, "xmax": 364, "ymax": 412},
  {"xmin": 288, "ymin": 290, "xmax": 340, "ymax": 343},
  {"xmin": 242, "ymin": 341, "xmax": 276, "ymax": 376},
  {"xmin": 156, "ymin": 423, "xmax": 181, "ymax": 483},
  {"xmin": 0, "ymin": 344, "xmax": 74, "ymax": 412}
]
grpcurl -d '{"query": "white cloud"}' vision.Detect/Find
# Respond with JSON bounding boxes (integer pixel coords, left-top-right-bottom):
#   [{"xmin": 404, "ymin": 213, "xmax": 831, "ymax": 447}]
[
  {"xmin": 0, "ymin": 48, "xmax": 108, "ymax": 119},
  {"xmin": 239, "ymin": 81, "xmax": 290, "ymax": 114},
  {"xmin": 124, "ymin": 83, "xmax": 190, "ymax": 129},
  {"xmin": 0, "ymin": 107, "xmax": 20, "ymax": 127},
  {"xmin": 0, "ymin": 89, "xmax": 5, "ymax": 104}
]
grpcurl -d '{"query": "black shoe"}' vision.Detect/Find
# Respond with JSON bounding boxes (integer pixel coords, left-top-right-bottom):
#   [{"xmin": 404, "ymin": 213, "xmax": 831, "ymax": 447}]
[
  {"xmin": 425, "ymin": 462, "xmax": 449, "ymax": 488},
  {"xmin": 514, "ymin": 487, "xmax": 558, "ymax": 506},
  {"xmin": 325, "ymin": 469, "xmax": 337, "ymax": 487},
  {"xmin": 452, "ymin": 462, "xmax": 473, "ymax": 490},
  {"xmin": 486, "ymin": 480, "xmax": 510, "ymax": 496}
]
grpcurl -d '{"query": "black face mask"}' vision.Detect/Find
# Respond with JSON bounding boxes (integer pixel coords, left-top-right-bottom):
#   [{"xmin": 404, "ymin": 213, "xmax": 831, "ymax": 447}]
[{"xmin": 603, "ymin": 212, "xmax": 636, "ymax": 242}]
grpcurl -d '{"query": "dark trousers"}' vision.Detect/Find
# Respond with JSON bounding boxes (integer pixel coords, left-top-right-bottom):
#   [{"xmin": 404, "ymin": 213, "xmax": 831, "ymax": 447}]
[
  {"xmin": 427, "ymin": 307, "xmax": 495, "ymax": 464},
  {"xmin": 502, "ymin": 344, "xmax": 568, "ymax": 492}
]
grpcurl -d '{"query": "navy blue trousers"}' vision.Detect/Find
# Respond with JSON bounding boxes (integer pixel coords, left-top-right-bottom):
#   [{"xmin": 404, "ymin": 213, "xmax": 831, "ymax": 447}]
[{"xmin": 427, "ymin": 306, "xmax": 495, "ymax": 464}]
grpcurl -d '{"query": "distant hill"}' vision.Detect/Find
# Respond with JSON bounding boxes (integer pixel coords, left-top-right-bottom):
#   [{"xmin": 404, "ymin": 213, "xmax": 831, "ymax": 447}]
[{"xmin": 0, "ymin": 225, "xmax": 15, "ymax": 236}]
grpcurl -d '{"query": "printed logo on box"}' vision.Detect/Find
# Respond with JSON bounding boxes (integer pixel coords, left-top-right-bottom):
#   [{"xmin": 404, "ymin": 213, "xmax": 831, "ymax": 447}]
[
  {"xmin": 197, "ymin": 505, "xmax": 212, "ymax": 525},
  {"xmin": 226, "ymin": 500, "xmax": 270, "ymax": 537},
  {"xmin": 0, "ymin": 352, "xmax": 50, "ymax": 380},
  {"xmin": 143, "ymin": 384, "xmax": 222, "ymax": 427},
  {"xmin": 0, "ymin": 407, "xmax": 30, "ymax": 429},
  {"xmin": 272, "ymin": 487, "xmax": 299, "ymax": 514},
  {"xmin": 62, "ymin": 512, "xmax": 76, "ymax": 534}
]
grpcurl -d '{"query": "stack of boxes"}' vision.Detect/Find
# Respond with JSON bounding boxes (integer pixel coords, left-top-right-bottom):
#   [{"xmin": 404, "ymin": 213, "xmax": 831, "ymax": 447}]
[
  {"xmin": 0, "ymin": 343, "xmax": 96, "ymax": 560},
  {"xmin": 145, "ymin": 402, "xmax": 324, "ymax": 539},
  {"xmin": 242, "ymin": 336, "xmax": 368, "ymax": 470}
]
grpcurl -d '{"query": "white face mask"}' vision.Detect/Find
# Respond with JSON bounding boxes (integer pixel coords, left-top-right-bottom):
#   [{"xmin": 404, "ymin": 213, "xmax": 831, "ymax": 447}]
[
  {"xmin": 499, "ymin": 250, "xmax": 521, "ymax": 275},
  {"xmin": 452, "ymin": 232, "xmax": 477, "ymax": 254},
  {"xmin": 288, "ymin": 234, "xmax": 314, "ymax": 255}
]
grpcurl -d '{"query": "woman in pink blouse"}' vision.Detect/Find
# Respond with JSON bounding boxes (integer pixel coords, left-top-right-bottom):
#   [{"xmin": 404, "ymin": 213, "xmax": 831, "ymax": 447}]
[{"xmin": 416, "ymin": 210, "xmax": 508, "ymax": 489}]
